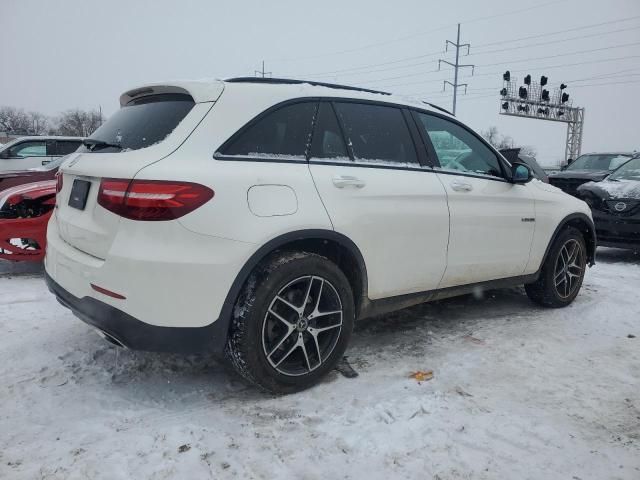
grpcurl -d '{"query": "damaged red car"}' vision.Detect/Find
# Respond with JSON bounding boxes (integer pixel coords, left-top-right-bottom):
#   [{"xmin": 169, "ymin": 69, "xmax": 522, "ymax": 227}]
[{"xmin": 0, "ymin": 180, "xmax": 56, "ymax": 261}]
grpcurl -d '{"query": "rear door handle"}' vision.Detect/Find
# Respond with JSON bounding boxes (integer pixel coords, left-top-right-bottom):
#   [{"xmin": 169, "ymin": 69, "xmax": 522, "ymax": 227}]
[
  {"xmin": 450, "ymin": 180, "xmax": 473, "ymax": 192},
  {"xmin": 332, "ymin": 175, "xmax": 366, "ymax": 189}
]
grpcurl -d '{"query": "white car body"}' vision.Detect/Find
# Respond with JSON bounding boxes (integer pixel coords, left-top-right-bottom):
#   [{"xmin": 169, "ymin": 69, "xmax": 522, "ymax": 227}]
[
  {"xmin": 45, "ymin": 78, "xmax": 595, "ymax": 357},
  {"xmin": 0, "ymin": 136, "xmax": 83, "ymax": 172}
]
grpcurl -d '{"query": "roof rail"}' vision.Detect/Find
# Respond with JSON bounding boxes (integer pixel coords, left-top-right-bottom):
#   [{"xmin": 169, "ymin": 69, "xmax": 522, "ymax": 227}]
[
  {"xmin": 422, "ymin": 101, "xmax": 454, "ymax": 116},
  {"xmin": 225, "ymin": 77, "xmax": 391, "ymax": 96}
]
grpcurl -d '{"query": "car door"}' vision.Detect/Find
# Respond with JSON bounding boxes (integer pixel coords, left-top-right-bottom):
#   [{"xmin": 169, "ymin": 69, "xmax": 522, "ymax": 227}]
[
  {"xmin": 308, "ymin": 101, "xmax": 449, "ymax": 300},
  {"xmin": 412, "ymin": 111, "xmax": 535, "ymax": 287},
  {"xmin": 0, "ymin": 140, "xmax": 50, "ymax": 171}
]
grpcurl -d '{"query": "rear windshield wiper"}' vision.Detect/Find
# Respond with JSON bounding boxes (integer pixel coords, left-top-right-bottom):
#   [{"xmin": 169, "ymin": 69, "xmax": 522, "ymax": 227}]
[{"xmin": 83, "ymin": 139, "xmax": 122, "ymax": 151}]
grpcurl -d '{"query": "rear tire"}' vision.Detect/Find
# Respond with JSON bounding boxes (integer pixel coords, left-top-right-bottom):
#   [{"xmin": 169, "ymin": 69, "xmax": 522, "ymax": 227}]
[
  {"xmin": 225, "ymin": 251, "xmax": 354, "ymax": 394},
  {"xmin": 525, "ymin": 227, "xmax": 587, "ymax": 308}
]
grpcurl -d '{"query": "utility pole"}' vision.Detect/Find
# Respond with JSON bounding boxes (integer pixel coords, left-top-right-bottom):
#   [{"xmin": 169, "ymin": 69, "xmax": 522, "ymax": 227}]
[
  {"xmin": 254, "ymin": 60, "xmax": 272, "ymax": 78},
  {"xmin": 438, "ymin": 24, "xmax": 474, "ymax": 115}
]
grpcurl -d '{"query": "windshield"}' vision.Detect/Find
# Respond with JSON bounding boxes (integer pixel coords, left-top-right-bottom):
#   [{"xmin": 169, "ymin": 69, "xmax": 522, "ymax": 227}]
[
  {"xmin": 79, "ymin": 93, "xmax": 195, "ymax": 153},
  {"xmin": 566, "ymin": 153, "xmax": 632, "ymax": 171},
  {"xmin": 608, "ymin": 157, "xmax": 640, "ymax": 181}
]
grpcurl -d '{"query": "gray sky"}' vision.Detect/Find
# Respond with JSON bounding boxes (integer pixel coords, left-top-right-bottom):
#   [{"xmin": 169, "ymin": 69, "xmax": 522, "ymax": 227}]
[{"xmin": 2, "ymin": 0, "xmax": 639, "ymax": 165}]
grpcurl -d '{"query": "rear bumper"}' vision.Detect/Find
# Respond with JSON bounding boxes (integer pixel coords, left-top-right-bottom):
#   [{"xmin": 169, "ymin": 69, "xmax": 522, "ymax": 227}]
[
  {"xmin": 46, "ymin": 272, "xmax": 228, "ymax": 353},
  {"xmin": 0, "ymin": 213, "xmax": 51, "ymax": 262}
]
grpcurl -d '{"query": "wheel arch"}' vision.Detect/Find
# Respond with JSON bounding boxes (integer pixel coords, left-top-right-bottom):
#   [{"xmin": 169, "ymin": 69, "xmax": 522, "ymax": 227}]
[
  {"xmin": 541, "ymin": 213, "xmax": 596, "ymax": 269},
  {"xmin": 212, "ymin": 229, "xmax": 368, "ymax": 353}
]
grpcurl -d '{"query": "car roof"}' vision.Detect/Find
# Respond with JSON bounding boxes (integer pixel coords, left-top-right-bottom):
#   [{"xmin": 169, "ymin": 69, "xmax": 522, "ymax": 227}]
[
  {"xmin": 119, "ymin": 77, "xmax": 455, "ymax": 117},
  {"xmin": 578, "ymin": 151, "xmax": 635, "ymax": 157}
]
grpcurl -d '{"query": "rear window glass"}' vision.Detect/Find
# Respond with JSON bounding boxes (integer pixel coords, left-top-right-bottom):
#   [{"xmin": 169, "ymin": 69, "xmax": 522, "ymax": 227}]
[
  {"xmin": 56, "ymin": 141, "xmax": 81, "ymax": 155},
  {"xmin": 334, "ymin": 102, "xmax": 418, "ymax": 166},
  {"xmin": 220, "ymin": 102, "xmax": 317, "ymax": 159},
  {"xmin": 81, "ymin": 93, "xmax": 195, "ymax": 153},
  {"xmin": 566, "ymin": 154, "xmax": 632, "ymax": 171}
]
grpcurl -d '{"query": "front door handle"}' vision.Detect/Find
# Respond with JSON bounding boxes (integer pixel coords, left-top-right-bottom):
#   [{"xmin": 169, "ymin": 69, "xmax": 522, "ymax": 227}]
[
  {"xmin": 450, "ymin": 180, "xmax": 473, "ymax": 192},
  {"xmin": 42, "ymin": 159, "xmax": 51, "ymax": 166},
  {"xmin": 332, "ymin": 175, "xmax": 366, "ymax": 189}
]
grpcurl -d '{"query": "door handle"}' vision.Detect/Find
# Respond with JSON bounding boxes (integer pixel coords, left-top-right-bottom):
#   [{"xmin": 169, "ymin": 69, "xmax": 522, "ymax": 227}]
[
  {"xmin": 450, "ymin": 180, "xmax": 473, "ymax": 192},
  {"xmin": 332, "ymin": 175, "xmax": 366, "ymax": 189},
  {"xmin": 41, "ymin": 159, "xmax": 51, "ymax": 165}
]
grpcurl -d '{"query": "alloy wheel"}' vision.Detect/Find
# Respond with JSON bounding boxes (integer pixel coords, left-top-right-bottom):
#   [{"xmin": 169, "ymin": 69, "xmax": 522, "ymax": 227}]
[
  {"xmin": 262, "ymin": 275, "xmax": 343, "ymax": 377},
  {"xmin": 553, "ymin": 239, "xmax": 584, "ymax": 299}
]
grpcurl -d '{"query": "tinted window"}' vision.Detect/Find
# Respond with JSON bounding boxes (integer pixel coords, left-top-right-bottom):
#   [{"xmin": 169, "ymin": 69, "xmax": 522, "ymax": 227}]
[
  {"xmin": 56, "ymin": 141, "xmax": 82, "ymax": 155},
  {"xmin": 222, "ymin": 102, "xmax": 317, "ymax": 159},
  {"xmin": 81, "ymin": 93, "xmax": 195, "ymax": 153},
  {"xmin": 566, "ymin": 154, "xmax": 632, "ymax": 171},
  {"xmin": 8, "ymin": 141, "xmax": 47, "ymax": 157},
  {"xmin": 416, "ymin": 113, "xmax": 503, "ymax": 178},
  {"xmin": 310, "ymin": 103, "xmax": 349, "ymax": 160},
  {"xmin": 334, "ymin": 102, "xmax": 418, "ymax": 166}
]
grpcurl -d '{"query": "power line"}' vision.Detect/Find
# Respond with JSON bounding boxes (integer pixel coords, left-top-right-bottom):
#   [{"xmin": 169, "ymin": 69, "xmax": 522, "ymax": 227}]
[
  {"xmin": 286, "ymin": 13, "xmax": 639, "ymax": 81},
  {"xmin": 269, "ymin": 0, "xmax": 571, "ymax": 63}
]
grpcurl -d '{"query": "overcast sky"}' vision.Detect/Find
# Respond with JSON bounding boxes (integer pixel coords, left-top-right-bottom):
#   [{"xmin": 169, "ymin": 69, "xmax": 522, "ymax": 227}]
[{"xmin": 2, "ymin": 0, "xmax": 639, "ymax": 165}]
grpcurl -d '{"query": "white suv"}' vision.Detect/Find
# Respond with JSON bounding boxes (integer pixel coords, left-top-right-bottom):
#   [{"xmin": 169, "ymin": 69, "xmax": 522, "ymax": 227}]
[{"xmin": 45, "ymin": 78, "xmax": 595, "ymax": 393}]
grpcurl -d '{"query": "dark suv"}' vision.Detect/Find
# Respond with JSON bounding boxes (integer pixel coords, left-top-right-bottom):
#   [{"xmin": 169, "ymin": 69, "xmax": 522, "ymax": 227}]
[{"xmin": 548, "ymin": 152, "xmax": 634, "ymax": 197}]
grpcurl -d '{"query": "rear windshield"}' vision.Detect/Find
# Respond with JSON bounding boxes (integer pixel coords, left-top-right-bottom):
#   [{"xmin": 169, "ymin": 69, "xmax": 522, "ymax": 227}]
[
  {"xmin": 566, "ymin": 153, "xmax": 632, "ymax": 171},
  {"xmin": 80, "ymin": 93, "xmax": 194, "ymax": 153}
]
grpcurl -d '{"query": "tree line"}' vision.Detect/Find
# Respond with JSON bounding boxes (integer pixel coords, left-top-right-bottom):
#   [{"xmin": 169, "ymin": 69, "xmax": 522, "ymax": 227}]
[
  {"xmin": 481, "ymin": 126, "xmax": 537, "ymax": 157},
  {"xmin": 0, "ymin": 106, "xmax": 104, "ymax": 137}
]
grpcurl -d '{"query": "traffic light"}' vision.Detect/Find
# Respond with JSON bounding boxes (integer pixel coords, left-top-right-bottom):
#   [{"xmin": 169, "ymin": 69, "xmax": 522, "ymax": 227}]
[
  {"xmin": 540, "ymin": 76, "xmax": 548, "ymax": 86},
  {"xmin": 524, "ymin": 74, "xmax": 531, "ymax": 85},
  {"xmin": 541, "ymin": 89, "xmax": 550, "ymax": 101},
  {"xmin": 503, "ymin": 71, "xmax": 511, "ymax": 81},
  {"xmin": 519, "ymin": 86, "xmax": 528, "ymax": 99},
  {"xmin": 561, "ymin": 93, "xmax": 570, "ymax": 103},
  {"xmin": 517, "ymin": 105, "xmax": 529, "ymax": 113},
  {"xmin": 558, "ymin": 109, "xmax": 564, "ymax": 116},
  {"xmin": 537, "ymin": 107, "xmax": 549, "ymax": 115},
  {"xmin": 502, "ymin": 102, "xmax": 509, "ymax": 110},
  {"xmin": 560, "ymin": 83, "xmax": 567, "ymax": 90},
  {"xmin": 500, "ymin": 88, "xmax": 508, "ymax": 96}
]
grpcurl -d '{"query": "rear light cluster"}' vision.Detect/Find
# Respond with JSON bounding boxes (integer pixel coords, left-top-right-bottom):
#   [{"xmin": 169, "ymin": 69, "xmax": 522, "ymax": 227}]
[{"xmin": 97, "ymin": 179, "xmax": 214, "ymax": 221}]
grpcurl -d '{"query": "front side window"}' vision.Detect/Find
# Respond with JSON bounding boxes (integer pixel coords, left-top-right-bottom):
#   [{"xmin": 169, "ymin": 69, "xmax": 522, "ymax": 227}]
[
  {"xmin": 415, "ymin": 112, "xmax": 504, "ymax": 178},
  {"xmin": 8, "ymin": 141, "xmax": 47, "ymax": 158},
  {"xmin": 334, "ymin": 102, "xmax": 418, "ymax": 166},
  {"xmin": 221, "ymin": 102, "xmax": 317, "ymax": 159}
]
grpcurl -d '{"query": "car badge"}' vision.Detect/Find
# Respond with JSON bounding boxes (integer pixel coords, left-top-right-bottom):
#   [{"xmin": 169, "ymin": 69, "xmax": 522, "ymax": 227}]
[{"xmin": 614, "ymin": 202, "xmax": 627, "ymax": 212}]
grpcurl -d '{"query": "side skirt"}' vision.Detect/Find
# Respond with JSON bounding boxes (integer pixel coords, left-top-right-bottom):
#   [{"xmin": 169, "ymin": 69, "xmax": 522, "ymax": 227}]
[{"xmin": 357, "ymin": 272, "xmax": 539, "ymax": 320}]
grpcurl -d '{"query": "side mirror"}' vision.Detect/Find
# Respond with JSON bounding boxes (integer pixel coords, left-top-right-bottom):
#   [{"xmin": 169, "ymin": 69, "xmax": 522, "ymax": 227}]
[{"xmin": 511, "ymin": 162, "xmax": 532, "ymax": 184}]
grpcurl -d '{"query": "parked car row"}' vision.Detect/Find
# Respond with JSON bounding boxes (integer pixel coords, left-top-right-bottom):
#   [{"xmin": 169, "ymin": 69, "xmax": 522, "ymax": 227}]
[{"xmin": 0, "ymin": 77, "xmax": 634, "ymax": 391}]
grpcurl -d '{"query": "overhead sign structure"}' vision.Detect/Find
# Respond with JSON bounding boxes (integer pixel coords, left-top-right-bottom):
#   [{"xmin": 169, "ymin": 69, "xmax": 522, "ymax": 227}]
[{"xmin": 499, "ymin": 71, "xmax": 585, "ymax": 163}]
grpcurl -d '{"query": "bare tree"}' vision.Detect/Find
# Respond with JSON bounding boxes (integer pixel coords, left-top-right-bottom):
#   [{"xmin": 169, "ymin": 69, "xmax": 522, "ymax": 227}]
[
  {"xmin": 481, "ymin": 126, "xmax": 537, "ymax": 157},
  {"xmin": 0, "ymin": 106, "xmax": 31, "ymax": 134},
  {"xmin": 54, "ymin": 109, "xmax": 104, "ymax": 137}
]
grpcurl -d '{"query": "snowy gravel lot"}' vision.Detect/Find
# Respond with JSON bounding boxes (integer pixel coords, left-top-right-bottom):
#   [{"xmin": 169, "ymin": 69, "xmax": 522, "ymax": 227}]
[{"xmin": 1, "ymin": 249, "xmax": 638, "ymax": 480}]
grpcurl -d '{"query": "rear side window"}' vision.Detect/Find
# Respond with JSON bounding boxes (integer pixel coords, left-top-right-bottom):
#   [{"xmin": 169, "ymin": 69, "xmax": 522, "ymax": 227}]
[
  {"xmin": 334, "ymin": 102, "xmax": 418, "ymax": 166},
  {"xmin": 82, "ymin": 93, "xmax": 195, "ymax": 153},
  {"xmin": 310, "ymin": 103, "xmax": 349, "ymax": 160},
  {"xmin": 56, "ymin": 141, "xmax": 82, "ymax": 155},
  {"xmin": 221, "ymin": 102, "xmax": 317, "ymax": 159}
]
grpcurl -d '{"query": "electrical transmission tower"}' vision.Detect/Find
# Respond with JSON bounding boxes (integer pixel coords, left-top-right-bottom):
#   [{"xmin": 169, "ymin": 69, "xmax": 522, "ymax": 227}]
[
  {"xmin": 438, "ymin": 23, "xmax": 475, "ymax": 115},
  {"xmin": 255, "ymin": 60, "xmax": 272, "ymax": 78},
  {"xmin": 499, "ymin": 71, "xmax": 585, "ymax": 164}
]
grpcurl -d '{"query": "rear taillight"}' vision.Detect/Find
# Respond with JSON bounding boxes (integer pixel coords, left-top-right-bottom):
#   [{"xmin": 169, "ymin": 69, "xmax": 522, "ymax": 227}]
[
  {"xmin": 98, "ymin": 179, "xmax": 214, "ymax": 221},
  {"xmin": 55, "ymin": 172, "xmax": 63, "ymax": 194}
]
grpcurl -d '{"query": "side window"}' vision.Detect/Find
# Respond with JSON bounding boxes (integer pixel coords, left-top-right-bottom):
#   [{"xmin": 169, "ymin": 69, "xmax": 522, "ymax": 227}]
[
  {"xmin": 8, "ymin": 141, "xmax": 47, "ymax": 158},
  {"xmin": 56, "ymin": 141, "xmax": 82, "ymax": 155},
  {"xmin": 334, "ymin": 102, "xmax": 418, "ymax": 166},
  {"xmin": 220, "ymin": 102, "xmax": 317, "ymax": 159},
  {"xmin": 310, "ymin": 103, "xmax": 349, "ymax": 160},
  {"xmin": 415, "ymin": 112, "xmax": 504, "ymax": 178}
]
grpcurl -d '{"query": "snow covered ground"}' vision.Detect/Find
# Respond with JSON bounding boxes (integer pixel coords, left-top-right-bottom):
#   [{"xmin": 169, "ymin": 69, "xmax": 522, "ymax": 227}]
[{"xmin": 0, "ymin": 249, "xmax": 638, "ymax": 480}]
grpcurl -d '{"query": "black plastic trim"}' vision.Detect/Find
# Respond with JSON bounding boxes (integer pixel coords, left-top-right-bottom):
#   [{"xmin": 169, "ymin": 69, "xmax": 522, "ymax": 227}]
[
  {"xmin": 45, "ymin": 273, "xmax": 226, "ymax": 354},
  {"xmin": 540, "ymin": 212, "xmax": 597, "ymax": 267}
]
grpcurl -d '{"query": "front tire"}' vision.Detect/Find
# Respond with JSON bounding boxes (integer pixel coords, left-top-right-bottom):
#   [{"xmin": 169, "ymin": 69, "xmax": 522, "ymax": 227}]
[
  {"xmin": 225, "ymin": 251, "xmax": 354, "ymax": 394},
  {"xmin": 525, "ymin": 227, "xmax": 587, "ymax": 308}
]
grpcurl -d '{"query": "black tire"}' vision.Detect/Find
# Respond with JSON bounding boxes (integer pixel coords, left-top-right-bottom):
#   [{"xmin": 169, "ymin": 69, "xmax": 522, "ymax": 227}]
[
  {"xmin": 225, "ymin": 251, "xmax": 355, "ymax": 394},
  {"xmin": 525, "ymin": 226, "xmax": 587, "ymax": 308}
]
